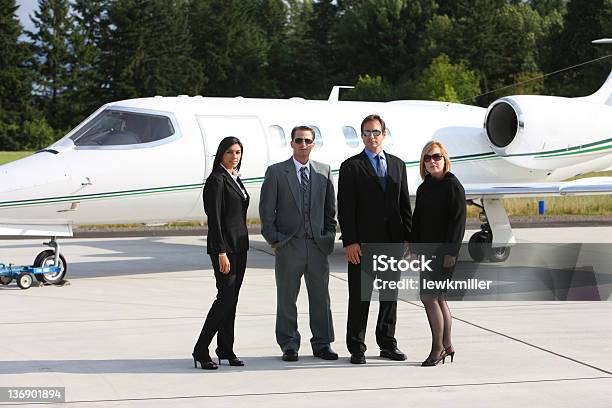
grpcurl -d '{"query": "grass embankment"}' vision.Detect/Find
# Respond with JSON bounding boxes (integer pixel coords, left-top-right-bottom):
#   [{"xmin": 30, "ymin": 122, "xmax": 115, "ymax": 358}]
[
  {"xmin": 1, "ymin": 152, "xmax": 610, "ymax": 218},
  {"xmin": 466, "ymin": 171, "xmax": 612, "ymax": 218},
  {"xmin": 0, "ymin": 151, "xmax": 32, "ymax": 165}
]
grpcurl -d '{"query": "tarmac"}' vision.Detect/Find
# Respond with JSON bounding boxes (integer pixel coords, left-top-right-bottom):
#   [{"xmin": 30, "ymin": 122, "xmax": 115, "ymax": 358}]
[{"xmin": 1, "ymin": 227, "xmax": 612, "ymax": 407}]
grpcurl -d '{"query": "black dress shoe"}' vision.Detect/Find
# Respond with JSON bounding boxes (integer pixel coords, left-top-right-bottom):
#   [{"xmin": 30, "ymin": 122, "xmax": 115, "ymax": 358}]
[
  {"xmin": 350, "ymin": 352, "xmax": 366, "ymax": 364},
  {"xmin": 282, "ymin": 350, "xmax": 299, "ymax": 362},
  {"xmin": 313, "ymin": 347, "xmax": 339, "ymax": 360},
  {"xmin": 380, "ymin": 347, "xmax": 407, "ymax": 361}
]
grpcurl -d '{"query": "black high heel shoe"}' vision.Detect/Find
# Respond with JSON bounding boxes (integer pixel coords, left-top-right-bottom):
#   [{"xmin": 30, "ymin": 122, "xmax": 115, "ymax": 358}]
[
  {"xmin": 421, "ymin": 350, "xmax": 447, "ymax": 367},
  {"xmin": 444, "ymin": 345, "xmax": 455, "ymax": 363},
  {"xmin": 192, "ymin": 353, "xmax": 218, "ymax": 370},
  {"xmin": 216, "ymin": 353, "xmax": 245, "ymax": 366}
]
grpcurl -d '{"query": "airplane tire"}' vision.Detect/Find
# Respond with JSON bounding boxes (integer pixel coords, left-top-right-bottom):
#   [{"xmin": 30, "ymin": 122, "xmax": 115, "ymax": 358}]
[
  {"xmin": 17, "ymin": 273, "xmax": 33, "ymax": 289},
  {"xmin": 0, "ymin": 276, "xmax": 13, "ymax": 285},
  {"xmin": 468, "ymin": 232, "xmax": 488, "ymax": 262},
  {"xmin": 33, "ymin": 250, "xmax": 67, "ymax": 284},
  {"xmin": 488, "ymin": 246, "xmax": 511, "ymax": 262}
]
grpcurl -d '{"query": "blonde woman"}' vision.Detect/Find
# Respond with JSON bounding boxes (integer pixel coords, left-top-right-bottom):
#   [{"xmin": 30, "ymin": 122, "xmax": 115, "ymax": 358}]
[{"xmin": 411, "ymin": 141, "xmax": 466, "ymax": 366}]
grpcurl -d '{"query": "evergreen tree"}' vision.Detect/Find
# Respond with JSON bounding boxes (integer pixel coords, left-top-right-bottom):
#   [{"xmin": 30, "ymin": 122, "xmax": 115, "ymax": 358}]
[
  {"xmin": 67, "ymin": 0, "xmax": 111, "ymax": 122},
  {"xmin": 190, "ymin": 0, "xmax": 280, "ymax": 97},
  {"xmin": 334, "ymin": 0, "xmax": 436, "ymax": 85},
  {"xmin": 417, "ymin": 0, "xmax": 546, "ymax": 104},
  {"xmin": 0, "ymin": 0, "xmax": 34, "ymax": 150},
  {"xmin": 101, "ymin": 0, "xmax": 204, "ymax": 100},
  {"xmin": 548, "ymin": 0, "xmax": 611, "ymax": 96},
  {"xmin": 27, "ymin": 0, "xmax": 73, "ymax": 130},
  {"xmin": 268, "ymin": 0, "xmax": 339, "ymax": 98}
]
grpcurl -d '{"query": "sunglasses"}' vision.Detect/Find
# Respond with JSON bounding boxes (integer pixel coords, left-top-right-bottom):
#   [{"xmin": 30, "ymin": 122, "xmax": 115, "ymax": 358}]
[
  {"xmin": 293, "ymin": 137, "xmax": 314, "ymax": 145},
  {"xmin": 362, "ymin": 129, "xmax": 382, "ymax": 137},
  {"xmin": 424, "ymin": 153, "xmax": 443, "ymax": 163}
]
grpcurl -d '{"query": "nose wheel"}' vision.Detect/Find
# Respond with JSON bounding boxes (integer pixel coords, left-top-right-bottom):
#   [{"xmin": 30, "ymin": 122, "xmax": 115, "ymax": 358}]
[{"xmin": 34, "ymin": 250, "xmax": 67, "ymax": 284}]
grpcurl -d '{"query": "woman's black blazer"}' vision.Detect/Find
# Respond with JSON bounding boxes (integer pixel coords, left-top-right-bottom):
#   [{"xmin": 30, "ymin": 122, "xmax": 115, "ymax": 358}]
[{"xmin": 203, "ymin": 166, "xmax": 250, "ymax": 255}]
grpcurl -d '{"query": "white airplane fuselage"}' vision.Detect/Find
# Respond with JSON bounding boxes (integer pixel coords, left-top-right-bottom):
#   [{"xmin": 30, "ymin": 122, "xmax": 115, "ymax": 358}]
[{"xmin": 1, "ymin": 74, "xmax": 612, "ymax": 237}]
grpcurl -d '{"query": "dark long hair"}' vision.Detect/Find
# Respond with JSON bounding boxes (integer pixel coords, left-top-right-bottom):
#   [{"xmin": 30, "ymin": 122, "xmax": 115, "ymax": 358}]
[{"xmin": 212, "ymin": 136, "xmax": 244, "ymax": 172}]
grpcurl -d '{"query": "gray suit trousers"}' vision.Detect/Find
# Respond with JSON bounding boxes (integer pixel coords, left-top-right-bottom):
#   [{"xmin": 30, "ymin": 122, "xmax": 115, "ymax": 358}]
[{"xmin": 275, "ymin": 237, "xmax": 334, "ymax": 352}]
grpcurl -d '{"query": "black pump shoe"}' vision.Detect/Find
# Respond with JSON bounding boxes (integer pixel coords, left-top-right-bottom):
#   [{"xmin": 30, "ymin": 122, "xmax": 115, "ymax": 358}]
[
  {"xmin": 217, "ymin": 355, "xmax": 245, "ymax": 366},
  {"xmin": 421, "ymin": 350, "xmax": 447, "ymax": 367},
  {"xmin": 444, "ymin": 345, "xmax": 455, "ymax": 363},
  {"xmin": 192, "ymin": 353, "xmax": 218, "ymax": 370}
]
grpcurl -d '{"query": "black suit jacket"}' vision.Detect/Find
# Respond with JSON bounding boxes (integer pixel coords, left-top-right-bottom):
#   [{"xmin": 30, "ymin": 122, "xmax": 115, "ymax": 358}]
[
  {"xmin": 337, "ymin": 150, "xmax": 412, "ymax": 246},
  {"xmin": 203, "ymin": 166, "xmax": 250, "ymax": 254}
]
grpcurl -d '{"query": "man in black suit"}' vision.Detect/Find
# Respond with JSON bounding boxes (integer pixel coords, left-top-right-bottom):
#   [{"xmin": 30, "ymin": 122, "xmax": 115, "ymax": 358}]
[{"xmin": 337, "ymin": 114, "xmax": 412, "ymax": 364}]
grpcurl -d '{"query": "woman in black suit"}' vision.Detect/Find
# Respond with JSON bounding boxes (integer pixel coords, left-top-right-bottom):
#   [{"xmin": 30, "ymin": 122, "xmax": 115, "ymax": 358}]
[
  {"xmin": 411, "ymin": 141, "xmax": 466, "ymax": 367},
  {"xmin": 193, "ymin": 136, "xmax": 249, "ymax": 370}
]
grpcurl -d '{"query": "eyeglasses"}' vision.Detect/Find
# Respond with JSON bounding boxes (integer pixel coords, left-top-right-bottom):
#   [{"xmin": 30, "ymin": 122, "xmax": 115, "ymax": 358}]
[
  {"xmin": 424, "ymin": 153, "xmax": 443, "ymax": 163},
  {"xmin": 293, "ymin": 137, "xmax": 314, "ymax": 145},
  {"xmin": 362, "ymin": 129, "xmax": 382, "ymax": 137}
]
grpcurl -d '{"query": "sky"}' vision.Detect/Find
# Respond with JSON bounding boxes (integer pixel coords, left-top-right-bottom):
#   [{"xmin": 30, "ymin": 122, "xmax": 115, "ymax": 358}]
[{"xmin": 15, "ymin": 0, "xmax": 38, "ymax": 33}]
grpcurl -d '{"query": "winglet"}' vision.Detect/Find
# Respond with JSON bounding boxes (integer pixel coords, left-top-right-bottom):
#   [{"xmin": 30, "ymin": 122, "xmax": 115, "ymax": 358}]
[
  {"xmin": 328, "ymin": 86, "xmax": 354, "ymax": 102},
  {"xmin": 584, "ymin": 39, "xmax": 612, "ymax": 105},
  {"xmin": 579, "ymin": 70, "xmax": 612, "ymax": 106}
]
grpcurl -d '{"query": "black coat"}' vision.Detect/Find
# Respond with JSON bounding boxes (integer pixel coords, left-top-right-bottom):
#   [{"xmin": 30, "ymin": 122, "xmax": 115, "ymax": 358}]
[
  {"xmin": 203, "ymin": 166, "xmax": 250, "ymax": 254},
  {"xmin": 411, "ymin": 172, "xmax": 466, "ymax": 256},
  {"xmin": 337, "ymin": 150, "xmax": 412, "ymax": 245}
]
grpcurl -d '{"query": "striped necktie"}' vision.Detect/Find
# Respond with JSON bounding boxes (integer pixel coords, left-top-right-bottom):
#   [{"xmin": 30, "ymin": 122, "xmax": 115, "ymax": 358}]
[{"xmin": 300, "ymin": 166, "xmax": 309, "ymax": 190}]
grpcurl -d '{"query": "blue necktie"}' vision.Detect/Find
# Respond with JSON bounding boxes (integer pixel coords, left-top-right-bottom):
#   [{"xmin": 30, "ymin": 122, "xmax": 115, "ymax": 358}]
[{"xmin": 375, "ymin": 155, "xmax": 386, "ymax": 190}]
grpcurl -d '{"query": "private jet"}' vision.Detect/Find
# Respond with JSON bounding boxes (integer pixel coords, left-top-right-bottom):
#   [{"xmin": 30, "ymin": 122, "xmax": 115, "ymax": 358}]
[{"xmin": 1, "ymin": 68, "xmax": 611, "ymax": 284}]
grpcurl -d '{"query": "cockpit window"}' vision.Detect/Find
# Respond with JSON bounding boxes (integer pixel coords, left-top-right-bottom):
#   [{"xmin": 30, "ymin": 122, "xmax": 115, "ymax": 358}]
[{"xmin": 70, "ymin": 110, "xmax": 175, "ymax": 146}]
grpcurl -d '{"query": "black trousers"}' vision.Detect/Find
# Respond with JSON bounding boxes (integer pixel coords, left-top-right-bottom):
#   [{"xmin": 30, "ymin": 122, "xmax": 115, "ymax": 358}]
[
  {"xmin": 346, "ymin": 261, "xmax": 398, "ymax": 354},
  {"xmin": 193, "ymin": 251, "xmax": 247, "ymax": 358}
]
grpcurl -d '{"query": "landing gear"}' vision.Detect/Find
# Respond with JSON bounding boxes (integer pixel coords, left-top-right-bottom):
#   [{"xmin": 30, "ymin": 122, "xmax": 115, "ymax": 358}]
[
  {"xmin": 0, "ymin": 238, "xmax": 68, "ymax": 290},
  {"xmin": 34, "ymin": 238, "xmax": 67, "ymax": 284},
  {"xmin": 467, "ymin": 200, "xmax": 511, "ymax": 263}
]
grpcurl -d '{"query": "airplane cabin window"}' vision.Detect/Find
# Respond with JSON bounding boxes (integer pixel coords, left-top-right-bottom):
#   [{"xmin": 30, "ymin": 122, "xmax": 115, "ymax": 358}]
[
  {"xmin": 342, "ymin": 126, "xmax": 359, "ymax": 148},
  {"xmin": 268, "ymin": 125, "xmax": 286, "ymax": 147},
  {"xmin": 309, "ymin": 125, "xmax": 323, "ymax": 146},
  {"xmin": 70, "ymin": 110, "xmax": 175, "ymax": 147}
]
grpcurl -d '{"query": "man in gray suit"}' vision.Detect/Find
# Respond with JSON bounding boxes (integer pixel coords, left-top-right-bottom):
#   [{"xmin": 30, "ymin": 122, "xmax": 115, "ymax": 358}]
[{"xmin": 259, "ymin": 125, "xmax": 338, "ymax": 362}]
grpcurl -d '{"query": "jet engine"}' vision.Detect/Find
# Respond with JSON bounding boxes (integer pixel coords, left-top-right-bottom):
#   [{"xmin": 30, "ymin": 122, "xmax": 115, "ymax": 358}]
[{"xmin": 484, "ymin": 95, "xmax": 612, "ymax": 170}]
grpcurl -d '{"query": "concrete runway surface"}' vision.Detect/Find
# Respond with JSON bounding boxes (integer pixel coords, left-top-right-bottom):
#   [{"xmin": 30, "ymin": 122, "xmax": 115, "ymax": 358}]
[{"xmin": 1, "ymin": 227, "xmax": 611, "ymax": 407}]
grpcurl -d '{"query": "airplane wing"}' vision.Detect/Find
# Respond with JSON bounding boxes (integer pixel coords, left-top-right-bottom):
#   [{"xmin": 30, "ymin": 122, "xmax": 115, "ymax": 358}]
[{"xmin": 464, "ymin": 177, "xmax": 612, "ymax": 199}]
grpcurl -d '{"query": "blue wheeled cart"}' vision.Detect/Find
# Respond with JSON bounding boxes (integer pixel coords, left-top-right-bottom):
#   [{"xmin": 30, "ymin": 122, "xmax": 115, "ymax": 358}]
[{"xmin": 0, "ymin": 250, "xmax": 67, "ymax": 290}]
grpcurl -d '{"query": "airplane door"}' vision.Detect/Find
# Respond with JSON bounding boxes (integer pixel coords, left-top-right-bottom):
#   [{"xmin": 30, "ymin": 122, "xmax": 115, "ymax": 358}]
[{"xmin": 197, "ymin": 116, "xmax": 269, "ymax": 218}]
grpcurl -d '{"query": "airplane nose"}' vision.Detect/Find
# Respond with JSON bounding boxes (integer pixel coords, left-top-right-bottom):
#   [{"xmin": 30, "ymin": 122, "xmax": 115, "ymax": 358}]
[{"xmin": 0, "ymin": 152, "xmax": 72, "ymax": 206}]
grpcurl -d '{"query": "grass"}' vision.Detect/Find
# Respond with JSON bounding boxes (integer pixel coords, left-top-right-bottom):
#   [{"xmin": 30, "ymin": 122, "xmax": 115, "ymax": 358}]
[
  {"xmin": 0, "ymin": 151, "xmax": 33, "ymax": 165},
  {"xmin": 468, "ymin": 170, "xmax": 612, "ymax": 217},
  {"xmin": 467, "ymin": 195, "xmax": 612, "ymax": 218}
]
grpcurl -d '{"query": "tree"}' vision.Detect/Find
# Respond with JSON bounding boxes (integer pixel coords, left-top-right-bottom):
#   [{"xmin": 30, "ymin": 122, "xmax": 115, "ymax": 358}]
[
  {"xmin": 101, "ymin": 0, "xmax": 204, "ymax": 100},
  {"xmin": 343, "ymin": 74, "xmax": 392, "ymax": 101},
  {"xmin": 409, "ymin": 54, "xmax": 481, "ymax": 103},
  {"xmin": 190, "ymin": 0, "xmax": 282, "ymax": 97},
  {"xmin": 27, "ymin": 0, "xmax": 73, "ymax": 130},
  {"xmin": 417, "ymin": 0, "xmax": 547, "ymax": 105},
  {"xmin": 334, "ymin": 0, "xmax": 436, "ymax": 85},
  {"xmin": 67, "ymin": 0, "xmax": 111, "ymax": 122},
  {"xmin": 0, "ymin": 0, "xmax": 34, "ymax": 150},
  {"xmin": 548, "ymin": 0, "xmax": 612, "ymax": 96}
]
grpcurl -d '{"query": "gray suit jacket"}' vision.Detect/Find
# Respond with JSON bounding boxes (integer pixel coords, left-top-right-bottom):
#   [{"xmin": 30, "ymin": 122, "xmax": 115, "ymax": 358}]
[{"xmin": 259, "ymin": 158, "xmax": 337, "ymax": 255}]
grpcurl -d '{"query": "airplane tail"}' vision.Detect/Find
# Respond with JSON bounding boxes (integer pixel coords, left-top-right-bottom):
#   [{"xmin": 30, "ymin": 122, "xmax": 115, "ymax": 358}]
[{"xmin": 578, "ymin": 69, "xmax": 612, "ymax": 105}]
